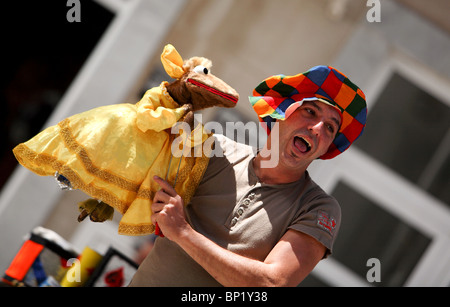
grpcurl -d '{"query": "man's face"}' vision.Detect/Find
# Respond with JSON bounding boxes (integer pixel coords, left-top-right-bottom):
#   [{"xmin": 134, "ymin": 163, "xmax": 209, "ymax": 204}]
[{"xmin": 274, "ymin": 100, "xmax": 341, "ymax": 169}]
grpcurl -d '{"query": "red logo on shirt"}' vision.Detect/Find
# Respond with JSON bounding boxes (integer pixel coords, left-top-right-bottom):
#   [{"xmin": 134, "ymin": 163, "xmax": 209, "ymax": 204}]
[{"xmin": 317, "ymin": 210, "xmax": 336, "ymax": 235}]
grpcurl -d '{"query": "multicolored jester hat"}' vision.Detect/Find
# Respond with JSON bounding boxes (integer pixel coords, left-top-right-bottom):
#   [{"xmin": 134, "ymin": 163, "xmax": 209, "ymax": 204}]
[{"xmin": 13, "ymin": 44, "xmax": 239, "ymax": 236}]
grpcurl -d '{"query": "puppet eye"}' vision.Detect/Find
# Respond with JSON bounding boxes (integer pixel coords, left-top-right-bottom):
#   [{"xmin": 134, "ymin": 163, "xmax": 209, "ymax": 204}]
[{"xmin": 193, "ymin": 65, "xmax": 209, "ymax": 75}]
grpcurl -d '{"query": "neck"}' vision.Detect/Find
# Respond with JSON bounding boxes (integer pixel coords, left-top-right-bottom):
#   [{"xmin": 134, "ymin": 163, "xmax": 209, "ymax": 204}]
[
  {"xmin": 252, "ymin": 133, "xmax": 309, "ymax": 185},
  {"xmin": 166, "ymin": 80, "xmax": 191, "ymax": 106},
  {"xmin": 252, "ymin": 151, "xmax": 307, "ymax": 185}
]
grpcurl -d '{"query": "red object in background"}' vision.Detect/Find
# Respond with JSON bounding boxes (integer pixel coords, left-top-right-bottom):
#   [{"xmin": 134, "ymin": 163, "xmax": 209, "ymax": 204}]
[{"xmin": 104, "ymin": 267, "xmax": 124, "ymax": 287}]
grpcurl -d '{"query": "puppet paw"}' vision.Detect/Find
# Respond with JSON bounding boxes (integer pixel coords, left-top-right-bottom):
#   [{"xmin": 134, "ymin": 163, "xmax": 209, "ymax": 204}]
[{"xmin": 78, "ymin": 199, "xmax": 114, "ymax": 223}]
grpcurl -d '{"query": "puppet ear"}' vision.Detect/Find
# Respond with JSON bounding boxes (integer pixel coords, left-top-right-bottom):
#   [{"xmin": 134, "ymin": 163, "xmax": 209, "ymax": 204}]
[{"xmin": 161, "ymin": 44, "xmax": 185, "ymax": 79}]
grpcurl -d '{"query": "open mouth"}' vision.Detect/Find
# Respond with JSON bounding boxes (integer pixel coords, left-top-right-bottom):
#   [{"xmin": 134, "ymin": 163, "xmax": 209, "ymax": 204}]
[
  {"xmin": 187, "ymin": 78, "xmax": 238, "ymax": 104},
  {"xmin": 294, "ymin": 136, "xmax": 311, "ymax": 153}
]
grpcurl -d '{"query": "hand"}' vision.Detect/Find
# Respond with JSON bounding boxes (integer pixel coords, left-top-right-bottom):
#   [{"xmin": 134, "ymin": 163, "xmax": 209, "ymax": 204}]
[{"xmin": 151, "ymin": 176, "xmax": 190, "ymax": 242}]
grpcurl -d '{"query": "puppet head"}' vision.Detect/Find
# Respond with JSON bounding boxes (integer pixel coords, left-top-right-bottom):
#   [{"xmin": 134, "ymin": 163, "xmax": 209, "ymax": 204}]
[{"xmin": 161, "ymin": 44, "xmax": 239, "ymax": 111}]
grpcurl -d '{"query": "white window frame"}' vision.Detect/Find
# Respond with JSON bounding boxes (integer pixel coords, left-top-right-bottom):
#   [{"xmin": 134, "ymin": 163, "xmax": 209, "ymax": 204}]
[{"xmin": 309, "ymin": 0, "xmax": 450, "ymax": 286}]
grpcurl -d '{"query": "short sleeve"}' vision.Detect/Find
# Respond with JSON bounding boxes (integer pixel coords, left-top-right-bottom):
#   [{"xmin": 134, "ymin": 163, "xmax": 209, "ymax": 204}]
[{"xmin": 289, "ymin": 194, "xmax": 341, "ymax": 258}]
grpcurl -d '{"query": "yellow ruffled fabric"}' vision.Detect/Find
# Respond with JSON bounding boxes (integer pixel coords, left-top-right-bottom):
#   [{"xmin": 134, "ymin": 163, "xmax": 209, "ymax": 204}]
[
  {"xmin": 13, "ymin": 82, "xmax": 212, "ymax": 235},
  {"xmin": 160, "ymin": 44, "xmax": 185, "ymax": 79}
]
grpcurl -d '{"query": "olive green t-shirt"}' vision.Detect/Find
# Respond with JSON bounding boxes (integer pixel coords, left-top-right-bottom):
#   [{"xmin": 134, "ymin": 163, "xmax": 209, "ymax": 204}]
[{"xmin": 129, "ymin": 134, "xmax": 341, "ymax": 286}]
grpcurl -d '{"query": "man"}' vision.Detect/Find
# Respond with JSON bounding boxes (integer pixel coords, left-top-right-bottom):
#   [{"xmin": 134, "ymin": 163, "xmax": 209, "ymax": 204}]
[{"xmin": 129, "ymin": 65, "xmax": 367, "ymax": 286}]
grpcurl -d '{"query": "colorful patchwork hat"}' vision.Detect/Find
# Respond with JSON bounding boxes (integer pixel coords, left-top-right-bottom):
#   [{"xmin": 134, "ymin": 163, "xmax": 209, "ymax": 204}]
[{"xmin": 249, "ymin": 65, "xmax": 367, "ymax": 160}]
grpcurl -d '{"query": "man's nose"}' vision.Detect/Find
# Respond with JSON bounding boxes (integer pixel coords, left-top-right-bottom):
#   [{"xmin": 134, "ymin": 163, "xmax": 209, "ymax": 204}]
[{"xmin": 308, "ymin": 121, "xmax": 324, "ymax": 135}]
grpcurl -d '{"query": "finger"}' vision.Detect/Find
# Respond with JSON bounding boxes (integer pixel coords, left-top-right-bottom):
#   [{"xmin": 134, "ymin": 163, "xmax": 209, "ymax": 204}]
[
  {"xmin": 151, "ymin": 212, "xmax": 157, "ymax": 224},
  {"xmin": 153, "ymin": 176, "xmax": 177, "ymax": 197},
  {"xmin": 151, "ymin": 201, "xmax": 165, "ymax": 214},
  {"xmin": 153, "ymin": 188, "xmax": 171, "ymax": 204},
  {"xmin": 151, "ymin": 206, "xmax": 168, "ymax": 224}
]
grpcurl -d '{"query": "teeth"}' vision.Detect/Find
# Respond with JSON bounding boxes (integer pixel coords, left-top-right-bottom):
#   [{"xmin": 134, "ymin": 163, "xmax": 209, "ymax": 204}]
[
  {"xmin": 300, "ymin": 137, "xmax": 311, "ymax": 150},
  {"xmin": 301, "ymin": 137, "xmax": 311, "ymax": 148}
]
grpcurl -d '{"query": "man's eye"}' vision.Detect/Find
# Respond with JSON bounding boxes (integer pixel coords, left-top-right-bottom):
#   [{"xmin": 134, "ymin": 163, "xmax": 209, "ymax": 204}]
[
  {"xmin": 305, "ymin": 108, "xmax": 315, "ymax": 115},
  {"xmin": 327, "ymin": 124, "xmax": 335, "ymax": 133}
]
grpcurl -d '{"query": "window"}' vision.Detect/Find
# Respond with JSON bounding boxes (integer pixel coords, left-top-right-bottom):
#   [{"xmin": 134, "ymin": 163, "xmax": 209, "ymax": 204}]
[
  {"xmin": 356, "ymin": 73, "xmax": 450, "ymax": 206},
  {"xmin": 332, "ymin": 181, "xmax": 431, "ymax": 286}
]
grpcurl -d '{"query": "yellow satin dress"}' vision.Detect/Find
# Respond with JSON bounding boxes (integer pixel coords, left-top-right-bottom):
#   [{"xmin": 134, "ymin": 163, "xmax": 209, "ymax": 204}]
[{"xmin": 13, "ymin": 82, "xmax": 211, "ymax": 235}]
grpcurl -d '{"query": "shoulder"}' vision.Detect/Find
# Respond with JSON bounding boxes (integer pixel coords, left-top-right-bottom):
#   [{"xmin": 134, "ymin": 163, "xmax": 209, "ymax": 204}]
[
  {"xmin": 302, "ymin": 175, "xmax": 341, "ymax": 218},
  {"xmin": 211, "ymin": 134, "xmax": 256, "ymax": 164},
  {"xmin": 289, "ymin": 174, "xmax": 342, "ymax": 257},
  {"xmin": 199, "ymin": 134, "xmax": 255, "ymax": 183}
]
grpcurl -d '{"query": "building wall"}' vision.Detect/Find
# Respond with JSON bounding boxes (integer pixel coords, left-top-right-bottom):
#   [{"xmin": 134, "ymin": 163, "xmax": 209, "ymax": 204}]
[{"xmin": 2, "ymin": 0, "xmax": 449, "ymax": 285}]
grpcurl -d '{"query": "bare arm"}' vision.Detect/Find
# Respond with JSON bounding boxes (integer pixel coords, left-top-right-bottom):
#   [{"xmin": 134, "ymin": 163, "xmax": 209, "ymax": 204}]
[{"xmin": 151, "ymin": 176, "xmax": 326, "ymax": 287}]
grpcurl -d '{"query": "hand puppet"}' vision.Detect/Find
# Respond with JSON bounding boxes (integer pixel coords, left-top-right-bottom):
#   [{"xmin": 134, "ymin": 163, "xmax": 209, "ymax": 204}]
[{"xmin": 13, "ymin": 44, "xmax": 239, "ymax": 235}]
